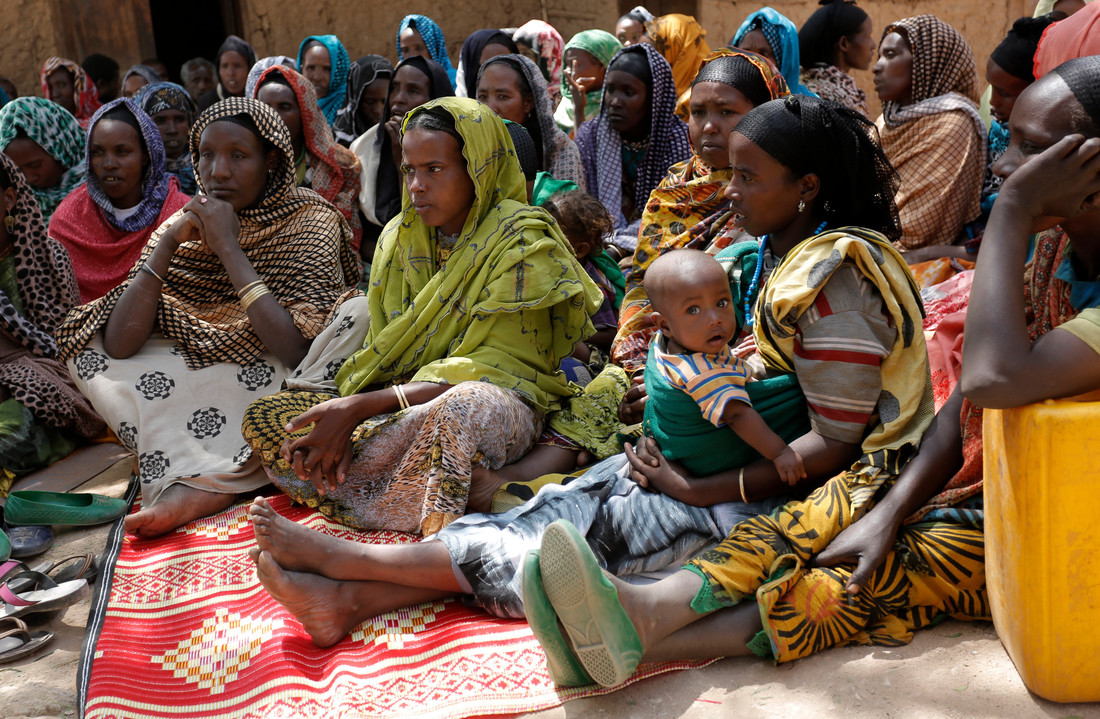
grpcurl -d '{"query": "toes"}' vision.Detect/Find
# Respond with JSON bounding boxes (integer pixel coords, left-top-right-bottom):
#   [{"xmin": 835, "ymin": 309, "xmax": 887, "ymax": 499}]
[{"xmin": 247, "ymin": 547, "xmax": 261, "ymax": 564}]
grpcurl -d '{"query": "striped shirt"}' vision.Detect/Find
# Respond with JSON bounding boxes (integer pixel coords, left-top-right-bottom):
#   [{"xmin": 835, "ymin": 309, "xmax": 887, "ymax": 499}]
[{"xmin": 651, "ymin": 332, "xmax": 751, "ymax": 427}]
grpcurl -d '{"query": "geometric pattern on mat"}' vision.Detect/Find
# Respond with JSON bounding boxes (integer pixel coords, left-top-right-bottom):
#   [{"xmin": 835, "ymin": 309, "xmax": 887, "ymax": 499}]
[{"xmin": 82, "ymin": 494, "xmax": 716, "ymax": 719}]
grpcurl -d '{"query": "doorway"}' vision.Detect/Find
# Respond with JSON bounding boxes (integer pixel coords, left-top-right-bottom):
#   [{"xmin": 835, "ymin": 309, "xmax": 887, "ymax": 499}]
[{"xmin": 150, "ymin": 0, "xmax": 240, "ymax": 83}]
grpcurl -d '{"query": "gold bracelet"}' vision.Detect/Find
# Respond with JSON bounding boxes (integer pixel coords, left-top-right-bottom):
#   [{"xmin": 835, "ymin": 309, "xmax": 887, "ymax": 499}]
[
  {"xmin": 240, "ymin": 285, "xmax": 271, "ymax": 312},
  {"xmin": 237, "ymin": 279, "xmax": 264, "ymax": 299},
  {"xmin": 738, "ymin": 467, "xmax": 748, "ymax": 504},
  {"xmin": 393, "ymin": 384, "xmax": 410, "ymax": 410},
  {"xmin": 141, "ymin": 263, "xmax": 165, "ymax": 283}
]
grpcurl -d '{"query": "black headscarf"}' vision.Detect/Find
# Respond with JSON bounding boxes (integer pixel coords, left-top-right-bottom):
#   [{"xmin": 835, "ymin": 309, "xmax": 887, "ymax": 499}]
[
  {"xmin": 334, "ymin": 55, "xmax": 394, "ymax": 146},
  {"xmin": 798, "ymin": 0, "xmax": 869, "ymax": 67},
  {"xmin": 217, "ymin": 35, "xmax": 257, "ymax": 78},
  {"xmin": 991, "ymin": 13, "xmax": 1063, "ymax": 83},
  {"xmin": 1052, "ymin": 55, "xmax": 1100, "ymax": 132},
  {"xmin": 459, "ymin": 29, "xmax": 518, "ymax": 98}
]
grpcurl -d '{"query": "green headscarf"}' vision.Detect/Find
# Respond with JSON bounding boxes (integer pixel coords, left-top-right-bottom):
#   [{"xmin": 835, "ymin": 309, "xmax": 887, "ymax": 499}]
[
  {"xmin": 555, "ymin": 30, "xmax": 622, "ymax": 134},
  {"xmin": 0, "ymin": 97, "xmax": 86, "ymax": 220},
  {"xmin": 335, "ymin": 97, "xmax": 604, "ymax": 412}
]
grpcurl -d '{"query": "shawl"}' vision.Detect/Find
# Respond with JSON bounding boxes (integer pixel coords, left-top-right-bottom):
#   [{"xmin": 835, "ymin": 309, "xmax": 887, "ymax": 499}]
[
  {"xmin": 245, "ymin": 56, "xmax": 296, "ymax": 100},
  {"xmin": 197, "ymin": 36, "xmax": 258, "ymax": 112},
  {"xmin": 1034, "ymin": 1, "xmax": 1100, "ymax": 79},
  {"xmin": 456, "ymin": 30, "xmax": 518, "ymax": 98},
  {"xmin": 335, "ymin": 97, "xmax": 603, "ymax": 412},
  {"xmin": 255, "ymin": 65, "xmax": 363, "ymax": 251},
  {"xmin": 554, "ymin": 30, "xmax": 622, "ymax": 134},
  {"xmin": 0, "ymin": 97, "xmax": 86, "ymax": 221},
  {"xmin": 396, "ymin": 15, "xmax": 457, "ymax": 88},
  {"xmin": 731, "ymin": 7, "xmax": 816, "ymax": 97},
  {"xmin": 133, "ymin": 82, "xmax": 199, "ymax": 195},
  {"xmin": 512, "ymin": 20, "xmax": 565, "ymax": 105},
  {"xmin": 297, "ymin": 35, "xmax": 351, "ymax": 126},
  {"xmin": 334, "ymin": 55, "xmax": 393, "ymax": 145},
  {"xmin": 645, "ymin": 14, "xmax": 712, "ymax": 106},
  {"xmin": 575, "ymin": 43, "xmax": 690, "ymax": 242},
  {"xmin": 56, "ymin": 97, "xmax": 359, "ymax": 370},
  {"xmin": 799, "ymin": 64, "xmax": 869, "ymax": 117},
  {"xmin": 612, "ymin": 48, "xmax": 788, "ymax": 371},
  {"xmin": 478, "ymin": 55, "xmax": 585, "ymax": 190},
  {"xmin": 123, "ymin": 64, "xmax": 161, "ymax": 91},
  {"xmin": 39, "ymin": 57, "xmax": 100, "ymax": 129}
]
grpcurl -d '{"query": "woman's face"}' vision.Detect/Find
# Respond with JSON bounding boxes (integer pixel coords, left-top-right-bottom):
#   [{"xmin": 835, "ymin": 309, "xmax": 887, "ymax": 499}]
[
  {"xmin": 401, "ymin": 127, "xmax": 475, "ymax": 237},
  {"xmin": 257, "ymin": 82, "xmax": 303, "ymax": 149},
  {"xmin": 723, "ymin": 131, "xmax": 805, "ymax": 238},
  {"xmin": 152, "ymin": 109, "xmax": 190, "ymax": 160},
  {"xmin": 603, "ymin": 69, "xmax": 648, "ymax": 138},
  {"xmin": 89, "ymin": 118, "xmax": 148, "ymax": 209},
  {"xmin": 986, "ymin": 57, "xmax": 1031, "ymax": 125},
  {"xmin": 197, "ymin": 120, "xmax": 275, "ymax": 212},
  {"xmin": 186, "ymin": 64, "xmax": 215, "ymax": 99},
  {"xmin": 389, "ymin": 65, "xmax": 432, "ymax": 121},
  {"xmin": 3, "ymin": 137, "xmax": 65, "ymax": 190},
  {"xmin": 122, "ymin": 74, "xmax": 148, "ymax": 99},
  {"xmin": 358, "ymin": 78, "xmax": 390, "ymax": 128},
  {"xmin": 688, "ymin": 81, "xmax": 756, "ymax": 170},
  {"xmin": 46, "ymin": 68, "xmax": 76, "ymax": 114},
  {"xmin": 400, "ymin": 28, "xmax": 429, "ymax": 59},
  {"xmin": 564, "ymin": 48, "xmax": 606, "ymax": 91},
  {"xmin": 839, "ymin": 18, "xmax": 876, "ymax": 72},
  {"xmin": 737, "ymin": 30, "xmax": 776, "ymax": 65},
  {"xmin": 476, "ymin": 63, "xmax": 534, "ymax": 125},
  {"xmin": 479, "ymin": 43, "xmax": 513, "ymax": 67},
  {"xmin": 219, "ymin": 51, "xmax": 250, "ymax": 96},
  {"xmin": 615, "ymin": 18, "xmax": 645, "ymax": 46},
  {"xmin": 872, "ymin": 32, "xmax": 913, "ymax": 105},
  {"xmin": 302, "ymin": 44, "xmax": 332, "ymax": 98}
]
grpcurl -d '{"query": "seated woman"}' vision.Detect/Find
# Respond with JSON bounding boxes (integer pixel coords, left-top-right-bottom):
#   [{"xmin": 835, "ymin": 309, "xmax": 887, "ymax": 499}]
[
  {"xmin": 455, "ymin": 29, "xmax": 517, "ymax": 99},
  {"xmin": 731, "ymin": 7, "xmax": 816, "ymax": 97},
  {"xmin": 476, "ymin": 55, "xmax": 586, "ymax": 190},
  {"xmin": 797, "ymin": 0, "xmax": 875, "ymax": 117},
  {"xmin": 644, "ymin": 14, "xmax": 712, "ymax": 117},
  {"xmin": 55, "ymin": 97, "xmax": 359, "ymax": 539},
  {"xmin": 576, "ymin": 43, "xmax": 690, "ymax": 259},
  {"xmin": 0, "ymin": 97, "xmax": 87, "ymax": 222},
  {"xmin": 121, "ymin": 65, "xmax": 161, "ymax": 99},
  {"xmin": 873, "ymin": 15, "xmax": 985, "ymax": 256},
  {"xmin": 49, "ymin": 98, "xmax": 191, "ymax": 303},
  {"xmin": 254, "ymin": 66, "xmax": 362, "ymax": 253},
  {"xmin": 616, "ymin": 6, "xmax": 654, "ymax": 46},
  {"xmin": 613, "ymin": 48, "xmax": 788, "ymax": 373},
  {"xmin": 513, "ymin": 20, "xmax": 566, "ymax": 106},
  {"xmin": 333, "ymin": 56, "xmax": 393, "ymax": 147},
  {"xmin": 297, "ymin": 35, "xmax": 351, "ymax": 127},
  {"xmin": 241, "ymin": 97, "xmax": 602, "ymax": 536},
  {"xmin": 197, "ymin": 36, "xmax": 257, "ymax": 113},
  {"xmin": 244, "ymin": 56, "xmax": 297, "ymax": 101},
  {"xmin": 554, "ymin": 30, "xmax": 622, "ymax": 136},
  {"xmin": 396, "ymin": 15, "xmax": 457, "ymax": 88},
  {"xmin": 134, "ymin": 82, "xmax": 199, "ymax": 195},
  {"xmin": 40, "ymin": 57, "xmax": 101, "ymax": 129},
  {"xmin": 0, "ymin": 154, "xmax": 104, "ymax": 484}
]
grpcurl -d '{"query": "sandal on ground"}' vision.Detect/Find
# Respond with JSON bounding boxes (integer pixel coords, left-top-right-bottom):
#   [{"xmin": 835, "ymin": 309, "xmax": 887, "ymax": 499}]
[
  {"xmin": 521, "ymin": 549, "xmax": 593, "ymax": 688},
  {"xmin": 0, "ymin": 616, "xmax": 54, "ymax": 663},
  {"xmin": 538, "ymin": 519, "xmax": 642, "ymax": 688},
  {"xmin": 6, "ymin": 554, "xmax": 99, "ymax": 594},
  {"xmin": 0, "ymin": 571, "xmax": 89, "ymax": 620}
]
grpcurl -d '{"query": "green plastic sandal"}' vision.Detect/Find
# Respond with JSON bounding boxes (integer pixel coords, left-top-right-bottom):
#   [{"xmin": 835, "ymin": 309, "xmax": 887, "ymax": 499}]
[
  {"xmin": 521, "ymin": 550, "xmax": 593, "ymax": 688},
  {"xmin": 4, "ymin": 491, "xmax": 128, "ymax": 527}
]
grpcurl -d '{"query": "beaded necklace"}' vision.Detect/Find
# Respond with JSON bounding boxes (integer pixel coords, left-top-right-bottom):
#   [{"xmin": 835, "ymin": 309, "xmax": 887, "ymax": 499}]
[{"xmin": 743, "ymin": 220, "xmax": 829, "ymax": 329}]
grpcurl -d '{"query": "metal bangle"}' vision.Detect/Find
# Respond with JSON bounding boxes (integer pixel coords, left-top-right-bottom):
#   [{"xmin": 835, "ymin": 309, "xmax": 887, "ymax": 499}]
[
  {"xmin": 141, "ymin": 263, "xmax": 165, "ymax": 283},
  {"xmin": 394, "ymin": 384, "xmax": 410, "ymax": 410},
  {"xmin": 738, "ymin": 467, "xmax": 748, "ymax": 504}
]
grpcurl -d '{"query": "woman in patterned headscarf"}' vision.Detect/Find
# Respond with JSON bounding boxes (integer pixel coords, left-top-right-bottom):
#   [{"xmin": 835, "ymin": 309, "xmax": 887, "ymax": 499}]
[
  {"xmin": 333, "ymin": 55, "xmax": 393, "ymax": 146},
  {"xmin": 797, "ymin": 0, "xmax": 875, "ymax": 117},
  {"xmin": 554, "ymin": 30, "xmax": 622, "ymax": 135},
  {"xmin": 645, "ymin": 14, "xmax": 712, "ymax": 117},
  {"xmin": 731, "ymin": 7, "xmax": 817, "ymax": 97},
  {"xmin": 513, "ymin": 20, "xmax": 566, "ymax": 105},
  {"xmin": 396, "ymin": 15, "xmax": 457, "ymax": 88},
  {"xmin": 297, "ymin": 35, "xmax": 351, "ymax": 127},
  {"xmin": 49, "ymin": 98, "xmax": 191, "ymax": 303},
  {"xmin": 56, "ymin": 97, "xmax": 359, "ymax": 539},
  {"xmin": 134, "ymin": 82, "xmax": 199, "ymax": 195},
  {"xmin": 455, "ymin": 29, "xmax": 517, "ymax": 99},
  {"xmin": 40, "ymin": 57, "xmax": 101, "ymax": 129},
  {"xmin": 0, "ymin": 97, "xmax": 86, "ymax": 222},
  {"xmin": 121, "ymin": 64, "xmax": 162, "ymax": 99}
]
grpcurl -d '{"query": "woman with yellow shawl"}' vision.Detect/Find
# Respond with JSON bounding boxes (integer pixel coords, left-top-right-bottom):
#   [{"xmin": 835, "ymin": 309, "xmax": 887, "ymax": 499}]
[
  {"xmin": 645, "ymin": 14, "xmax": 711, "ymax": 119},
  {"xmin": 242, "ymin": 97, "xmax": 602, "ymax": 536}
]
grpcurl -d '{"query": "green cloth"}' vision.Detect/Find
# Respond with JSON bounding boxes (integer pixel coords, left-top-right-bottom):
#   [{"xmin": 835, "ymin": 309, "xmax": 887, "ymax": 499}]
[
  {"xmin": 335, "ymin": 98, "xmax": 604, "ymax": 412},
  {"xmin": 546, "ymin": 364, "xmax": 631, "ymax": 459},
  {"xmin": 531, "ymin": 172, "xmax": 577, "ymax": 207},
  {"xmin": 590, "ymin": 249, "xmax": 626, "ymax": 311},
  {"xmin": 0, "ymin": 255, "xmax": 24, "ymax": 317},
  {"xmin": 555, "ymin": 30, "xmax": 622, "ymax": 134},
  {"xmin": 0, "ymin": 398, "xmax": 76, "ymax": 477}
]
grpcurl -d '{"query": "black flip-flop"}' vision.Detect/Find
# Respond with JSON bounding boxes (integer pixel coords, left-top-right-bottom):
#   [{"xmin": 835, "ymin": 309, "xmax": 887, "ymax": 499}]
[{"xmin": 0, "ymin": 616, "xmax": 53, "ymax": 663}]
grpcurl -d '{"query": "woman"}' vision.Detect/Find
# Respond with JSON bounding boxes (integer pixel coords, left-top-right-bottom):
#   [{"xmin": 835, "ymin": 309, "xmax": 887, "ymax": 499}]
[
  {"xmin": 55, "ymin": 97, "xmax": 359, "ymax": 539},
  {"xmin": 181, "ymin": 58, "xmax": 216, "ymax": 103},
  {"xmin": 40, "ymin": 57, "xmax": 100, "ymax": 129},
  {"xmin": 476, "ymin": 55, "xmax": 585, "ymax": 190},
  {"xmin": 644, "ymin": 14, "xmax": 712, "ymax": 117},
  {"xmin": 49, "ymin": 98, "xmax": 191, "ymax": 303},
  {"xmin": 873, "ymin": 15, "xmax": 984, "ymax": 253},
  {"xmin": 197, "ymin": 36, "xmax": 257, "ymax": 112},
  {"xmin": 333, "ymin": 55, "xmax": 393, "ymax": 147},
  {"xmin": 254, "ymin": 66, "xmax": 362, "ymax": 252},
  {"xmin": 297, "ymin": 35, "xmax": 351, "ymax": 127},
  {"xmin": 731, "ymin": 7, "xmax": 816, "ymax": 97},
  {"xmin": 244, "ymin": 56, "xmax": 296, "ymax": 101},
  {"xmin": 396, "ymin": 15, "xmax": 457, "ymax": 88},
  {"xmin": 0, "ymin": 154, "xmax": 104, "ymax": 484},
  {"xmin": 242, "ymin": 97, "xmax": 602, "ymax": 535},
  {"xmin": 615, "ymin": 6, "xmax": 654, "ymax": 46},
  {"xmin": 512, "ymin": 20, "xmax": 565, "ymax": 105},
  {"xmin": 455, "ymin": 29, "xmax": 517, "ymax": 99},
  {"xmin": 134, "ymin": 82, "xmax": 199, "ymax": 195},
  {"xmin": 121, "ymin": 64, "xmax": 161, "ymax": 99},
  {"xmin": 576, "ymin": 43, "xmax": 690, "ymax": 257},
  {"xmin": 554, "ymin": 30, "xmax": 621, "ymax": 136},
  {"xmin": 0, "ymin": 97, "xmax": 86, "ymax": 222},
  {"xmin": 612, "ymin": 48, "xmax": 789, "ymax": 373},
  {"xmin": 797, "ymin": 0, "xmax": 875, "ymax": 116}
]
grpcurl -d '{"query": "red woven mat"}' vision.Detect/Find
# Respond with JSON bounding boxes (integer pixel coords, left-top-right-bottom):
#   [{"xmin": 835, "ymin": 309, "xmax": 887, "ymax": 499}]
[{"xmin": 82, "ymin": 494, "xmax": 714, "ymax": 719}]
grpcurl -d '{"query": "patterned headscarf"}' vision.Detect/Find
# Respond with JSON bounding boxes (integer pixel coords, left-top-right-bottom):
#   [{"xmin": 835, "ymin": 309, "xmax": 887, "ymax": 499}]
[
  {"xmin": 456, "ymin": 29, "xmax": 518, "ymax": 98},
  {"xmin": 645, "ymin": 14, "xmax": 712, "ymax": 99},
  {"xmin": 40, "ymin": 57, "xmax": 101, "ymax": 128},
  {"xmin": 478, "ymin": 55, "xmax": 565, "ymax": 174},
  {"xmin": 731, "ymin": 7, "xmax": 816, "ymax": 97},
  {"xmin": 122, "ymin": 65, "xmax": 162, "ymax": 92},
  {"xmin": 396, "ymin": 15, "xmax": 457, "ymax": 87},
  {"xmin": 880, "ymin": 15, "xmax": 980, "ymax": 125},
  {"xmin": 297, "ymin": 35, "xmax": 351, "ymax": 126},
  {"xmin": 84, "ymin": 98, "xmax": 173, "ymax": 232},
  {"xmin": 245, "ymin": 56, "xmax": 296, "ymax": 100},
  {"xmin": 513, "ymin": 20, "xmax": 565, "ymax": 105},
  {"xmin": 334, "ymin": 55, "xmax": 393, "ymax": 144},
  {"xmin": 133, "ymin": 82, "xmax": 198, "ymax": 195},
  {"xmin": 0, "ymin": 97, "xmax": 86, "ymax": 220}
]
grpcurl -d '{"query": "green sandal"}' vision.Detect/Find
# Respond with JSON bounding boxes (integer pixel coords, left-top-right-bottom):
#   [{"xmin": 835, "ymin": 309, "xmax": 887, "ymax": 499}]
[{"xmin": 521, "ymin": 550, "xmax": 593, "ymax": 687}]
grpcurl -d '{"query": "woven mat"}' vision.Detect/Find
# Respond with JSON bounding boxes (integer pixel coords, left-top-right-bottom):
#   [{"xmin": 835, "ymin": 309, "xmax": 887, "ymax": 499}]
[{"xmin": 79, "ymin": 491, "xmax": 715, "ymax": 719}]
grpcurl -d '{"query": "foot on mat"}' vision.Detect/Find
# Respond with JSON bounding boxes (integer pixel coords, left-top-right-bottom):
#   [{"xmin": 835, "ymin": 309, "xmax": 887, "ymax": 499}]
[
  {"xmin": 0, "ymin": 616, "xmax": 54, "ymax": 663},
  {"xmin": 521, "ymin": 550, "xmax": 593, "ymax": 687},
  {"xmin": 538, "ymin": 519, "xmax": 642, "ymax": 688}
]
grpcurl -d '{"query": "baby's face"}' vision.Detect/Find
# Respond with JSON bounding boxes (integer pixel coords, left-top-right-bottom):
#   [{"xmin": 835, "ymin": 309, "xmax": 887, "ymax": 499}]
[{"xmin": 659, "ymin": 269, "xmax": 738, "ymax": 354}]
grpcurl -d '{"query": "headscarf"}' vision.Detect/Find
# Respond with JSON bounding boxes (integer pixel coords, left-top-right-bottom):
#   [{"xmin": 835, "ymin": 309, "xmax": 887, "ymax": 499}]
[
  {"xmin": 455, "ymin": 30, "xmax": 518, "ymax": 98},
  {"xmin": 255, "ymin": 65, "xmax": 362, "ymax": 250},
  {"xmin": 396, "ymin": 15, "xmax": 457, "ymax": 87},
  {"xmin": 478, "ymin": 55, "xmax": 586, "ymax": 189},
  {"xmin": 1052, "ymin": 55, "xmax": 1100, "ymax": 130},
  {"xmin": 334, "ymin": 55, "xmax": 393, "ymax": 145},
  {"xmin": 39, "ymin": 57, "xmax": 100, "ymax": 129},
  {"xmin": 203, "ymin": 35, "xmax": 257, "ymax": 105},
  {"xmin": 625, "ymin": 6, "xmax": 655, "ymax": 24},
  {"xmin": 881, "ymin": 15, "xmax": 980, "ymax": 123},
  {"xmin": 297, "ymin": 35, "xmax": 351, "ymax": 126},
  {"xmin": 645, "ymin": 14, "xmax": 711, "ymax": 100},
  {"xmin": 731, "ymin": 7, "xmax": 816, "ymax": 96},
  {"xmin": 56, "ymin": 97, "xmax": 359, "ymax": 369},
  {"xmin": 123, "ymin": 64, "xmax": 161, "ymax": 93},
  {"xmin": 1034, "ymin": 1, "xmax": 1100, "ymax": 79},
  {"xmin": 555, "ymin": 30, "xmax": 622, "ymax": 134},
  {"xmin": 992, "ymin": 15, "xmax": 1059, "ymax": 82},
  {"xmin": 612, "ymin": 49, "xmax": 789, "ymax": 372},
  {"xmin": 245, "ymin": 56, "xmax": 296, "ymax": 100},
  {"xmin": 512, "ymin": 20, "xmax": 566, "ymax": 104},
  {"xmin": 133, "ymin": 82, "xmax": 198, "ymax": 196},
  {"xmin": 0, "ymin": 97, "xmax": 86, "ymax": 220},
  {"xmin": 335, "ymin": 97, "xmax": 603, "ymax": 413},
  {"xmin": 798, "ymin": 0, "xmax": 870, "ymax": 67}
]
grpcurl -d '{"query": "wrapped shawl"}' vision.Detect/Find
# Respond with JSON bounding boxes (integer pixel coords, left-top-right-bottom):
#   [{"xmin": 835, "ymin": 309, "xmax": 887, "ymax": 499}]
[
  {"xmin": 0, "ymin": 97, "xmax": 86, "ymax": 221},
  {"xmin": 133, "ymin": 82, "xmax": 199, "ymax": 195},
  {"xmin": 40, "ymin": 57, "xmax": 101, "ymax": 129},
  {"xmin": 245, "ymin": 56, "xmax": 296, "ymax": 100},
  {"xmin": 396, "ymin": 15, "xmax": 457, "ymax": 88},
  {"xmin": 456, "ymin": 30, "xmax": 517, "ymax": 98},
  {"xmin": 335, "ymin": 98, "xmax": 603, "ymax": 412},
  {"xmin": 334, "ymin": 55, "xmax": 393, "ymax": 145},
  {"xmin": 296, "ymin": 35, "xmax": 351, "ymax": 126},
  {"xmin": 731, "ymin": 7, "xmax": 816, "ymax": 97},
  {"xmin": 554, "ymin": 30, "xmax": 622, "ymax": 134},
  {"xmin": 56, "ymin": 97, "xmax": 359, "ymax": 370},
  {"xmin": 512, "ymin": 20, "xmax": 565, "ymax": 105}
]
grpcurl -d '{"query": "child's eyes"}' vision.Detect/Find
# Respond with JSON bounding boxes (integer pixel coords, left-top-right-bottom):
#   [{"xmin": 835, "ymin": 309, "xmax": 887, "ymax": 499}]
[
  {"xmin": 687, "ymin": 306, "xmax": 700, "ymax": 315},
  {"xmin": 717, "ymin": 298, "xmax": 729, "ymax": 307}
]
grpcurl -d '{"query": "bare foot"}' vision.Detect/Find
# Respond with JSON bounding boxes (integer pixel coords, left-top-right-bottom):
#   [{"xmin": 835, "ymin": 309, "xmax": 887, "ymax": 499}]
[
  {"xmin": 249, "ymin": 497, "xmax": 371, "ymax": 577},
  {"xmin": 468, "ymin": 464, "xmax": 521, "ymax": 514},
  {"xmin": 251, "ymin": 549, "xmax": 362, "ymax": 647},
  {"xmin": 125, "ymin": 482, "xmax": 238, "ymax": 538}
]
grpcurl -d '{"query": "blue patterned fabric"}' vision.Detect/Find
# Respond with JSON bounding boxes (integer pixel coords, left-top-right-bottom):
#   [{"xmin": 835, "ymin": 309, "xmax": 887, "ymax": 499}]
[
  {"xmin": 297, "ymin": 35, "xmax": 350, "ymax": 126},
  {"xmin": 731, "ymin": 7, "xmax": 816, "ymax": 97},
  {"xmin": 396, "ymin": 15, "xmax": 457, "ymax": 88}
]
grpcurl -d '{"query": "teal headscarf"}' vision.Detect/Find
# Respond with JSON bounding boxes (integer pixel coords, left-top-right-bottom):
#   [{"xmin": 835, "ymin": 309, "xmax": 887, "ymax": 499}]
[
  {"xmin": 731, "ymin": 7, "xmax": 817, "ymax": 97},
  {"xmin": 0, "ymin": 97, "xmax": 86, "ymax": 220},
  {"xmin": 297, "ymin": 35, "xmax": 351, "ymax": 126}
]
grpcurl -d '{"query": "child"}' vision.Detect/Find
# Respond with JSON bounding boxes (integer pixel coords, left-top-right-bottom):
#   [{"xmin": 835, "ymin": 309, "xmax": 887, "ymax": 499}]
[{"xmin": 642, "ymin": 248, "xmax": 805, "ymax": 483}]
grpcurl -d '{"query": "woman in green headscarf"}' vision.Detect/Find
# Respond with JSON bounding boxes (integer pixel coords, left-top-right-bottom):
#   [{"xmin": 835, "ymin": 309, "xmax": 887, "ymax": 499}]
[
  {"xmin": 554, "ymin": 30, "xmax": 622, "ymax": 136},
  {"xmin": 0, "ymin": 97, "xmax": 86, "ymax": 222},
  {"xmin": 243, "ymin": 97, "xmax": 602, "ymax": 536}
]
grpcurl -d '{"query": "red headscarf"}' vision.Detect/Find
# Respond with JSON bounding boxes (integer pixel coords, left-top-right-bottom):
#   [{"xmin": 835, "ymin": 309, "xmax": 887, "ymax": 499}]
[{"xmin": 40, "ymin": 57, "xmax": 101, "ymax": 129}]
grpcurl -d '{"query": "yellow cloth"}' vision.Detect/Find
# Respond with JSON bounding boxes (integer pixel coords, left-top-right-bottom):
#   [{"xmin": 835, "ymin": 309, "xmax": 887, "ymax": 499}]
[{"xmin": 646, "ymin": 14, "xmax": 711, "ymax": 103}]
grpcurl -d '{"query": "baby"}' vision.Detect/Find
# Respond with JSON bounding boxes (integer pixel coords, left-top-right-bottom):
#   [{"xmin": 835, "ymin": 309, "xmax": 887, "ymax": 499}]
[{"xmin": 642, "ymin": 249, "xmax": 805, "ymax": 483}]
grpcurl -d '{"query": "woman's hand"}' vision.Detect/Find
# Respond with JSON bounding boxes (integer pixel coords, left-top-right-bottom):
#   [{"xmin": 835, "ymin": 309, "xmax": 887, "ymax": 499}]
[
  {"xmin": 811, "ymin": 507, "xmax": 901, "ymax": 596},
  {"xmin": 183, "ymin": 195, "xmax": 242, "ymax": 260},
  {"xmin": 163, "ymin": 209, "xmax": 205, "ymax": 250},
  {"xmin": 618, "ymin": 375, "xmax": 647, "ymax": 424},
  {"xmin": 280, "ymin": 394, "xmax": 379, "ymax": 495},
  {"xmin": 624, "ymin": 436, "xmax": 695, "ymax": 500},
  {"xmin": 385, "ymin": 116, "xmax": 404, "ymax": 167},
  {"xmin": 1000, "ymin": 134, "xmax": 1100, "ymax": 223}
]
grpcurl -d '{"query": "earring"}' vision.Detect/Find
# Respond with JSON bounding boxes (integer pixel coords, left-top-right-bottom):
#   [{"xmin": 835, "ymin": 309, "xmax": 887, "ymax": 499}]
[
  {"xmin": 797, "ymin": 199, "xmax": 805, "ymax": 213},
  {"xmin": 3, "ymin": 212, "xmax": 13, "ymax": 232}
]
